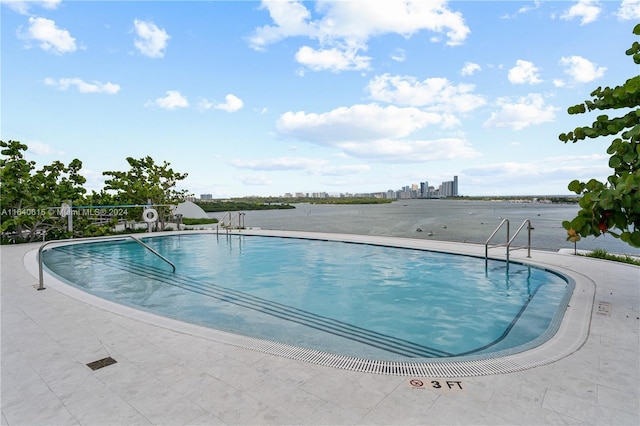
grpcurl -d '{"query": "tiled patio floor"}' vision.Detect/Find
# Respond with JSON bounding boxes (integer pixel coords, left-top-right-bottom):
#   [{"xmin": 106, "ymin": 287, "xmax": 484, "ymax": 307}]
[{"xmin": 2, "ymin": 230, "xmax": 639, "ymax": 425}]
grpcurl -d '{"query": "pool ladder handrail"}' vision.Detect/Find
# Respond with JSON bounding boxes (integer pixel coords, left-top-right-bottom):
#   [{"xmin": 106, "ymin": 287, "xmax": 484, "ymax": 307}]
[
  {"xmin": 506, "ymin": 219, "xmax": 532, "ymax": 264},
  {"xmin": 485, "ymin": 218, "xmax": 509, "ymax": 267},
  {"xmin": 485, "ymin": 219, "xmax": 532, "ymax": 267},
  {"xmin": 37, "ymin": 234, "xmax": 176, "ymax": 291},
  {"xmin": 219, "ymin": 211, "xmax": 245, "ymax": 230}
]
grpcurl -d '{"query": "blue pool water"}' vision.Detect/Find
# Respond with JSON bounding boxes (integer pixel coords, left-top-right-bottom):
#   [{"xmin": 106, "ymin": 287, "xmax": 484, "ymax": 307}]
[{"xmin": 42, "ymin": 233, "xmax": 573, "ymax": 361}]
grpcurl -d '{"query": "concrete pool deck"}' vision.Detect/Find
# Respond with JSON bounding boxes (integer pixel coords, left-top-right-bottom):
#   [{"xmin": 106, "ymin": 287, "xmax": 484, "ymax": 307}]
[{"xmin": 2, "ymin": 230, "xmax": 639, "ymax": 425}]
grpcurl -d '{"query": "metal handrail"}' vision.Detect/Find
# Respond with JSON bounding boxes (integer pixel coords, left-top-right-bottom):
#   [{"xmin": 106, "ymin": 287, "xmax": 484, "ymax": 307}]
[
  {"xmin": 485, "ymin": 218, "xmax": 509, "ymax": 267},
  {"xmin": 220, "ymin": 211, "xmax": 243, "ymax": 229},
  {"xmin": 37, "ymin": 234, "xmax": 175, "ymax": 290},
  {"xmin": 506, "ymin": 219, "xmax": 532, "ymax": 263}
]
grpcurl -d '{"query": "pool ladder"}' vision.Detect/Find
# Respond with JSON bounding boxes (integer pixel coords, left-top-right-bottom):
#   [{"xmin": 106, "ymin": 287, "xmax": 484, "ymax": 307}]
[
  {"xmin": 484, "ymin": 219, "xmax": 532, "ymax": 267},
  {"xmin": 219, "ymin": 211, "xmax": 245, "ymax": 230},
  {"xmin": 37, "ymin": 235, "xmax": 175, "ymax": 291}
]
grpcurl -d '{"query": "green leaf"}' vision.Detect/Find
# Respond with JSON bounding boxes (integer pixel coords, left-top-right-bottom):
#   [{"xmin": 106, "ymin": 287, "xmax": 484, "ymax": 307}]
[
  {"xmin": 570, "ymin": 216, "xmax": 586, "ymax": 230},
  {"xmin": 609, "ymin": 155, "xmax": 622, "ymax": 168},
  {"xmin": 568, "ymin": 180, "xmax": 583, "ymax": 193}
]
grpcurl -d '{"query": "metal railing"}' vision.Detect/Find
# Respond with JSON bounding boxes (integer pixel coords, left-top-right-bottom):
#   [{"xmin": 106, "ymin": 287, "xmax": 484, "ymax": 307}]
[
  {"xmin": 485, "ymin": 218, "xmax": 532, "ymax": 267},
  {"xmin": 506, "ymin": 219, "xmax": 532, "ymax": 263},
  {"xmin": 485, "ymin": 218, "xmax": 509, "ymax": 267},
  {"xmin": 37, "ymin": 235, "xmax": 175, "ymax": 291},
  {"xmin": 218, "ymin": 211, "xmax": 245, "ymax": 231}
]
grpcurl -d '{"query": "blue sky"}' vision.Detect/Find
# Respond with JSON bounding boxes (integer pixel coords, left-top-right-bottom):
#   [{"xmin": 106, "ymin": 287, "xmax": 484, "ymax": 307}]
[{"xmin": 2, "ymin": 0, "xmax": 639, "ymax": 197}]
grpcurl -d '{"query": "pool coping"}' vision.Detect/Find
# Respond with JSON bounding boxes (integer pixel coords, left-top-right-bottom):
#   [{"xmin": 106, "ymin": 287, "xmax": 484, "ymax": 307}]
[{"xmin": 27, "ymin": 229, "xmax": 595, "ymax": 377}]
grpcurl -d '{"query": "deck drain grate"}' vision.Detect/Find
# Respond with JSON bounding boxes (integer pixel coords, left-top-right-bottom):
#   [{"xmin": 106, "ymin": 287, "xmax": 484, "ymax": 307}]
[{"xmin": 86, "ymin": 357, "xmax": 117, "ymax": 371}]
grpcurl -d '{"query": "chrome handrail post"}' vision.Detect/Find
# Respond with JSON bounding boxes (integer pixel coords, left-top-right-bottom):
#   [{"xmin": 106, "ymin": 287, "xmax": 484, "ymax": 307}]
[
  {"xmin": 484, "ymin": 218, "xmax": 509, "ymax": 267},
  {"xmin": 527, "ymin": 220, "xmax": 532, "ymax": 258}
]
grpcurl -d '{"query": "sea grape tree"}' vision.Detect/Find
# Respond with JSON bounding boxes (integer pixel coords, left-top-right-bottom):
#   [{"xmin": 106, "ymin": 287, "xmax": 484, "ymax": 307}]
[
  {"xmin": 0, "ymin": 140, "xmax": 87, "ymax": 242},
  {"xmin": 559, "ymin": 23, "xmax": 640, "ymax": 248},
  {"xmin": 102, "ymin": 156, "xmax": 190, "ymax": 230}
]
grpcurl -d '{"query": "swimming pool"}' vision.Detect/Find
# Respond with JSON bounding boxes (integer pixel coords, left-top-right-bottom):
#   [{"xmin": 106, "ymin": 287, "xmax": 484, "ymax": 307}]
[{"xmin": 41, "ymin": 232, "xmax": 574, "ymax": 366}]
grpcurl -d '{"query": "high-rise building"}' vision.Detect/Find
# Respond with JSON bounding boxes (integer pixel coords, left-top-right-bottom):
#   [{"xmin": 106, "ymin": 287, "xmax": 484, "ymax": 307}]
[
  {"xmin": 439, "ymin": 176, "xmax": 459, "ymax": 198},
  {"xmin": 420, "ymin": 181, "xmax": 429, "ymax": 198}
]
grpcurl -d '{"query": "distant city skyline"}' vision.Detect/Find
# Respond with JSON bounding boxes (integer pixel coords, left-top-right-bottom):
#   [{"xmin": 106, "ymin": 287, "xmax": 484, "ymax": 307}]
[
  {"xmin": 3, "ymin": 1, "xmax": 638, "ymax": 197},
  {"xmin": 200, "ymin": 176, "xmax": 459, "ymax": 199}
]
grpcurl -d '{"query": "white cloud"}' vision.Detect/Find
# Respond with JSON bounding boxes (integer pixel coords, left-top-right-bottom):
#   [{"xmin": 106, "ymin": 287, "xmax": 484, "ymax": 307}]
[
  {"xmin": 516, "ymin": 0, "xmax": 542, "ymax": 15},
  {"xmin": 463, "ymin": 155, "xmax": 611, "ymax": 188},
  {"xmin": 2, "ymin": 0, "xmax": 61, "ymax": 14},
  {"xmin": 231, "ymin": 157, "xmax": 321, "ymax": 171},
  {"xmin": 214, "ymin": 94, "xmax": 244, "ymax": 113},
  {"xmin": 367, "ymin": 74, "xmax": 486, "ymax": 113},
  {"xmin": 338, "ymin": 138, "xmax": 480, "ymax": 162},
  {"xmin": 465, "ymin": 162, "xmax": 542, "ymax": 177},
  {"xmin": 483, "ymin": 94, "xmax": 558, "ymax": 131},
  {"xmin": 460, "ymin": 62, "xmax": 481, "ymax": 76},
  {"xmin": 560, "ymin": 0, "xmax": 601, "ymax": 25},
  {"xmin": 133, "ymin": 19, "xmax": 170, "ymax": 58},
  {"xmin": 390, "ymin": 48, "xmax": 406, "ymax": 62},
  {"xmin": 197, "ymin": 98, "xmax": 214, "ymax": 110},
  {"xmin": 44, "ymin": 77, "xmax": 121, "ymax": 94},
  {"xmin": 19, "ymin": 16, "xmax": 76, "ymax": 54},
  {"xmin": 508, "ymin": 60, "xmax": 542, "ymax": 84},
  {"xmin": 249, "ymin": 0, "xmax": 470, "ymax": 72},
  {"xmin": 560, "ymin": 56, "xmax": 606, "ymax": 83},
  {"xmin": 501, "ymin": 0, "xmax": 542, "ymax": 19},
  {"xmin": 248, "ymin": 0, "xmax": 312, "ymax": 49},
  {"xmin": 314, "ymin": 164, "xmax": 371, "ymax": 176},
  {"xmin": 315, "ymin": 0, "xmax": 470, "ymax": 46},
  {"xmin": 617, "ymin": 0, "xmax": 640, "ymax": 20},
  {"xmin": 295, "ymin": 45, "xmax": 371, "ymax": 72},
  {"xmin": 146, "ymin": 90, "xmax": 189, "ymax": 109},
  {"xmin": 40, "ymin": 0, "xmax": 60, "ymax": 8},
  {"xmin": 240, "ymin": 174, "xmax": 273, "ymax": 186},
  {"xmin": 27, "ymin": 141, "xmax": 52, "ymax": 155},
  {"xmin": 277, "ymin": 103, "xmax": 446, "ymax": 144},
  {"xmin": 276, "ymin": 103, "xmax": 481, "ymax": 162},
  {"xmin": 231, "ymin": 156, "xmax": 370, "ymax": 177}
]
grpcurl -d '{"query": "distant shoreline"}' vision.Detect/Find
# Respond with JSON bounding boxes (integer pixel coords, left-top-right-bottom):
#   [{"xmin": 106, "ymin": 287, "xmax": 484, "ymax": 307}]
[{"xmin": 195, "ymin": 195, "xmax": 579, "ymax": 210}]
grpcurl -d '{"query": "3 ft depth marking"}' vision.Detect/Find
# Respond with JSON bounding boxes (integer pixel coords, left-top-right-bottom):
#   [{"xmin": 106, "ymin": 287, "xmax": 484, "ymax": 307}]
[{"xmin": 409, "ymin": 379, "xmax": 463, "ymax": 390}]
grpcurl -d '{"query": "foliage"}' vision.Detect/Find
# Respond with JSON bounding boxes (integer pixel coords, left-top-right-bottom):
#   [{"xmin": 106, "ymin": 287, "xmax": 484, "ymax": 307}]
[
  {"xmin": 559, "ymin": 23, "xmax": 640, "ymax": 248},
  {"xmin": 196, "ymin": 200, "xmax": 295, "ymax": 212},
  {"xmin": 1, "ymin": 142, "xmax": 192, "ymax": 243},
  {"xmin": 103, "ymin": 156, "xmax": 190, "ymax": 230},
  {"xmin": 579, "ymin": 248, "xmax": 640, "ymax": 266},
  {"xmin": 1, "ymin": 140, "xmax": 88, "ymax": 242},
  {"xmin": 181, "ymin": 218, "xmax": 218, "ymax": 225}
]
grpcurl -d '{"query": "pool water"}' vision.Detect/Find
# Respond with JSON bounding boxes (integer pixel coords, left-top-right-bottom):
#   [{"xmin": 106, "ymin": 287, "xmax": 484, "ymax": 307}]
[{"xmin": 42, "ymin": 233, "xmax": 572, "ymax": 361}]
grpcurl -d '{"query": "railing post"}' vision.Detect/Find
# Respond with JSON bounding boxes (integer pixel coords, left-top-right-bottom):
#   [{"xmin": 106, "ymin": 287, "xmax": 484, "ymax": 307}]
[
  {"xmin": 485, "ymin": 245, "xmax": 488, "ymax": 268},
  {"xmin": 527, "ymin": 220, "xmax": 532, "ymax": 258},
  {"xmin": 37, "ymin": 244, "xmax": 46, "ymax": 290},
  {"xmin": 484, "ymin": 218, "xmax": 509, "ymax": 268}
]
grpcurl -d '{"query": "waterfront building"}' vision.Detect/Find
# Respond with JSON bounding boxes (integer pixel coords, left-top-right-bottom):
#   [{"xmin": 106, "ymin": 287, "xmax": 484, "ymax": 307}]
[
  {"xmin": 439, "ymin": 176, "xmax": 459, "ymax": 198},
  {"xmin": 279, "ymin": 176, "xmax": 458, "ymax": 200}
]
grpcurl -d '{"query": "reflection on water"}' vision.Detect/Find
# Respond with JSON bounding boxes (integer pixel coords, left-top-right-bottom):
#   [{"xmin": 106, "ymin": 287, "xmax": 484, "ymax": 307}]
[
  {"xmin": 207, "ymin": 199, "xmax": 640, "ymax": 255},
  {"xmin": 44, "ymin": 234, "xmax": 570, "ymax": 359}
]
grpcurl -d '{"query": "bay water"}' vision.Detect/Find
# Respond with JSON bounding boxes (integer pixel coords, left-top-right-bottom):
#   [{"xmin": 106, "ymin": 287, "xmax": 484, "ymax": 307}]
[{"xmin": 207, "ymin": 199, "xmax": 640, "ymax": 255}]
